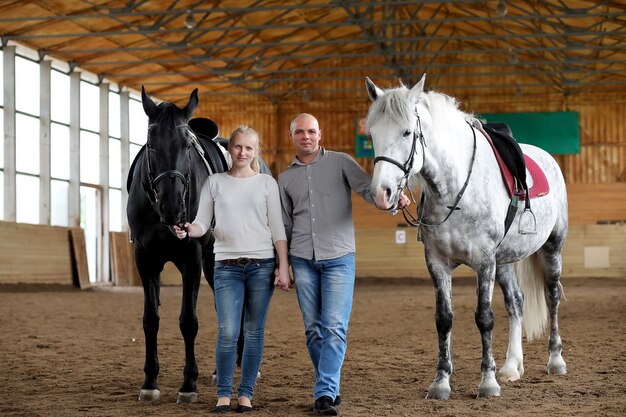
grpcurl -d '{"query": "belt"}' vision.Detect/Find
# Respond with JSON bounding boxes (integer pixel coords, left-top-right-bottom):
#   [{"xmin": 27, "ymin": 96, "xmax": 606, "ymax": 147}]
[{"xmin": 217, "ymin": 257, "xmax": 259, "ymax": 267}]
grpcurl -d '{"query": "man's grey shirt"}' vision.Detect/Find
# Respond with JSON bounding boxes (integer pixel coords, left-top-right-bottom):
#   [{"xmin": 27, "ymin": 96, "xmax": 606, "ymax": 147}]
[{"xmin": 278, "ymin": 147, "xmax": 375, "ymax": 261}]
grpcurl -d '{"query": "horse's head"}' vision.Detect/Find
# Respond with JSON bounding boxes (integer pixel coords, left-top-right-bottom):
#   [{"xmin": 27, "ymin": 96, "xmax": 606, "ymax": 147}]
[
  {"xmin": 365, "ymin": 75, "xmax": 429, "ymax": 210},
  {"xmin": 141, "ymin": 87, "xmax": 199, "ymax": 226}
]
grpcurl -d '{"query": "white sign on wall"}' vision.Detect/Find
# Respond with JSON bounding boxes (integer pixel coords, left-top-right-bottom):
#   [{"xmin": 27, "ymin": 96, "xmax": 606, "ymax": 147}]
[{"xmin": 395, "ymin": 229, "xmax": 406, "ymax": 244}]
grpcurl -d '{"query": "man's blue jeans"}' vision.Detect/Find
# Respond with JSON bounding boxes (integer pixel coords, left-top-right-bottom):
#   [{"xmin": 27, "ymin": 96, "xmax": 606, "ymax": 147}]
[
  {"xmin": 213, "ymin": 258, "xmax": 275, "ymax": 399},
  {"xmin": 290, "ymin": 253, "xmax": 355, "ymax": 401}
]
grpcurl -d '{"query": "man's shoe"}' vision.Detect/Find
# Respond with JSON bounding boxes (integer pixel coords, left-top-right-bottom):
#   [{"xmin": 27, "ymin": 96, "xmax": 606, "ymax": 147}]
[
  {"xmin": 309, "ymin": 395, "xmax": 341, "ymax": 412},
  {"xmin": 313, "ymin": 396, "xmax": 337, "ymax": 416}
]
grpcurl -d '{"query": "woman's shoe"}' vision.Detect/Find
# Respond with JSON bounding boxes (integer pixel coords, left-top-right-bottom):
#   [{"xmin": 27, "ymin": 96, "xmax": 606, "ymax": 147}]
[
  {"xmin": 212, "ymin": 404, "xmax": 231, "ymax": 413},
  {"xmin": 236, "ymin": 404, "xmax": 254, "ymax": 413}
]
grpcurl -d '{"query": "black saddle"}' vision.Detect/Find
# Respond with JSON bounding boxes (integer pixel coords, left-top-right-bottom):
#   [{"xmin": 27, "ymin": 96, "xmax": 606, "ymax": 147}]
[
  {"xmin": 482, "ymin": 122, "xmax": 535, "ymax": 237},
  {"xmin": 482, "ymin": 122, "xmax": 528, "ymax": 199}
]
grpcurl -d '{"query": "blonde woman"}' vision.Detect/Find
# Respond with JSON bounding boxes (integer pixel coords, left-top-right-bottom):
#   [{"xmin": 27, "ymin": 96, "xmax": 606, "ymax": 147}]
[{"xmin": 175, "ymin": 126, "xmax": 290, "ymax": 413}]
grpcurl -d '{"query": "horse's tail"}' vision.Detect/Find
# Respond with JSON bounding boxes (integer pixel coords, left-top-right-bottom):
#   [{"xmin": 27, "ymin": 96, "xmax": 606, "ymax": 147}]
[{"xmin": 516, "ymin": 252, "xmax": 548, "ymax": 341}]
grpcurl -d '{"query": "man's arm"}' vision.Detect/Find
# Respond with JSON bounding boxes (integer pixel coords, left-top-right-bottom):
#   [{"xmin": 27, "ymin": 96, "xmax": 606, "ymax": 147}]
[
  {"xmin": 341, "ymin": 153, "xmax": 411, "ymax": 211},
  {"xmin": 278, "ymin": 176, "xmax": 294, "ymax": 246},
  {"xmin": 340, "ymin": 153, "xmax": 376, "ymax": 206}
]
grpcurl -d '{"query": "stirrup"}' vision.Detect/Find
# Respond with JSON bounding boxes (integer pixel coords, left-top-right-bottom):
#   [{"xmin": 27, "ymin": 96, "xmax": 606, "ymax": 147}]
[{"xmin": 518, "ymin": 208, "xmax": 537, "ymax": 234}]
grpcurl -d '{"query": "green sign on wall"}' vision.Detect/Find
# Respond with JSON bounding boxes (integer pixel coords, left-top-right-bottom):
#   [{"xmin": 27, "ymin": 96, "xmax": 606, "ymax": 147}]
[
  {"xmin": 355, "ymin": 116, "xmax": 374, "ymax": 158},
  {"xmin": 479, "ymin": 111, "xmax": 580, "ymax": 154}
]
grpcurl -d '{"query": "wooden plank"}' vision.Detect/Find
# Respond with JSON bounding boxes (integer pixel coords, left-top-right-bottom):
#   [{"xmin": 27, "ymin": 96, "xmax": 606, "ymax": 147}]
[
  {"xmin": 109, "ymin": 231, "xmax": 141, "ymax": 286},
  {"xmin": 0, "ymin": 221, "xmax": 73, "ymax": 284},
  {"xmin": 69, "ymin": 228, "xmax": 91, "ymax": 289}
]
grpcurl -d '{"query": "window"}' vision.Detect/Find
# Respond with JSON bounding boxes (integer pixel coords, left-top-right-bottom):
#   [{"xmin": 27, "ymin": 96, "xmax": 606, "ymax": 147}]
[
  {"xmin": 0, "ymin": 108, "xmax": 4, "ymax": 169},
  {"xmin": 109, "ymin": 138, "xmax": 121, "ymax": 188},
  {"xmin": 0, "ymin": 171, "xmax": 3, "ymax": 221},
  {"xmin": 51, "ymin": 122, "xmax": 70, "ymax": 180},
  {"xmin": 0, "ymin": 49, "xmax": 3, "ymax": 107},
  {"xmin": 50, "ymin": 179, "xmax": 69, "ymax": 227},
  {"xmin": 16, "ymin": 113, "xmax": 40, "ymax": 175},
  {"xmin": 109, "ymin": 91, "xmax": 121, "ymax": 138},
  {"xmin": 80, "ymin": 130, "xmax": 100, "ymax": 184},
  {"xmin": 15, "ymin": 56, "xmax": 40, "ymax": 116},
  {"xmin": 51, "ymin": 70, "xmax": 70, "ymax": 124},
  {"xmin": 80, "ymin": 80, "xmax": 99, "ymax": 132},
  {"xmin": 109, "ymin": 188, "xmax": 122, "ymax": 232},
  {"xmin": 16, "ymin": 174, "xmax": 39, "ymax": 224},
  {"xmin": 129, "ymin": 98, "xmax": 148, "ymax": 146}
]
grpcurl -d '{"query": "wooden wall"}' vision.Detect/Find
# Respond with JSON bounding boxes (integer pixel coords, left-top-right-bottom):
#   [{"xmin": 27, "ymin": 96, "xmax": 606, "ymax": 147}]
[
  {"xmin": 197, "ymin": 91, "xmax": 626, "ymax": 184},
  {"xmin": 351, "ymin": 196, "xmax": 626, "ymax": 279}
]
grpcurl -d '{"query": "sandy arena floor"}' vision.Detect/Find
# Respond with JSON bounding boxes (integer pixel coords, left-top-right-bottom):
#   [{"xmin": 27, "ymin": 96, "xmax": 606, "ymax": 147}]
[{"xmin": 1, "ymin": 277, "xmax": 625, "ymax": 416}]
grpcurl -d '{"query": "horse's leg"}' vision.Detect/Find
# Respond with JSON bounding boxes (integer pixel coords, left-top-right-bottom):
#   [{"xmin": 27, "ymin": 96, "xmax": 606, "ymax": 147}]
[
  {"xmin": 425, "ymin": 259, "xmax": 454, "ymax": 400},
  {"xmin": 538, "ymin": 235, "xmax": 567, "ymax": 375},
  {"xmin": 496, "ymin": 263, "xmax": 525, "ymax": 382},
  {"xmin": 136, "ymin": 247, "xmax": 164, "ymax": 401},
  {"xmin": 475, "ymin": 261, "xmax": 501, "ymax": 398},
  {"xmin": 176, "ymin": 251, "xmax": 202, "ymax": 404}
]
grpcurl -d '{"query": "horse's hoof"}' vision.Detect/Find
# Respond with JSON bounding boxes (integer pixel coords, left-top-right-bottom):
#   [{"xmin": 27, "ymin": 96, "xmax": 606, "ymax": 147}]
[
  {"xmin": 477, "ymin": 380, "xmax": 501, "ymax": 398},
  {"xmin": 139, "ymin": 389, "xmax": 160, "ymax": 401},
  {"xmin": 425, "ymin": 384, "xmax": 451, "ymax": 400},
  {"xmin": 498, "ymin": 363, "xmax": 524, "ymax": 382},
  {"xmin": 177, "ymin": 391, "xmax": 198, "ymax": 404},
  {"xmin": 547, "ymin": 355, "xmax": 567, "ymax": 375}
]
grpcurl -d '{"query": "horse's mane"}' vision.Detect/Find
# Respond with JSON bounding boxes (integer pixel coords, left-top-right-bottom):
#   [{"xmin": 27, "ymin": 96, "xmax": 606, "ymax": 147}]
[{"xmin": 365, "ymin": 85, "xmax": 479, "ymax": 133}]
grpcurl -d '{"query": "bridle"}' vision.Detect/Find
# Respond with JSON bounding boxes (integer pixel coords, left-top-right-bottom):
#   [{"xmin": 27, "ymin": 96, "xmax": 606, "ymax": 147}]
[
  {"xmin": 372, "ymin": 112, "xmax": 477, "ymax": 238},
  {"xmin": 144, "ymin": 123, "xmax": 192, "ymax": 223},
  {"xmin": 373, "ymin": 114, "xmax": 426, "ymax": 197}
]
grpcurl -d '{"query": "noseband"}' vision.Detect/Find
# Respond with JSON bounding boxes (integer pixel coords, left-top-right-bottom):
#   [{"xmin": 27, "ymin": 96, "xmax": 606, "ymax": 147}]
[{"xmin": 144, "ymin": 123, "xmax": 192, "ymax": 222}]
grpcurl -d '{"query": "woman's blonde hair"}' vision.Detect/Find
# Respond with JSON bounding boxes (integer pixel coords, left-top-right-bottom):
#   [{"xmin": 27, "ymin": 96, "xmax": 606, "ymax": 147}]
[{"xmin": 228, "ymin": 125, "xmax": 261, "ymax": 173}]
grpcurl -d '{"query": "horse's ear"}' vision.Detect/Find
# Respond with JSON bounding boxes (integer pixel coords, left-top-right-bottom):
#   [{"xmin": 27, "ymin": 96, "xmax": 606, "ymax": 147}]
[
  {"xmin": 141, "ymin": 86, "xmax": 158, "ymax": 118},
  {"xmin": 410, "ymin": 74, "xmax": 426, "ymax": 96},
  {"xmin": 183, "ymin": 88, "xmax": 199, "ymax": 120},
  {"xmin": 365, "ymin": 77, "xmax": 383, "ymax": 102}
]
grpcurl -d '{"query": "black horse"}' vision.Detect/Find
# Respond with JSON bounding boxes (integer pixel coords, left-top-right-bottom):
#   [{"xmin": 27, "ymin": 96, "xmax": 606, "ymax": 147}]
[{"xmin": 126, "ymin": 87, "xmax": 228, "ymax": 403}]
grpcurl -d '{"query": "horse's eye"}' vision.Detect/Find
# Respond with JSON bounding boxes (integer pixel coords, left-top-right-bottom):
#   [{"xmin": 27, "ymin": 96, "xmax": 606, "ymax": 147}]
[{"xmin": 402, "ymin": 130, "xmax": 412, "ymax": 137}]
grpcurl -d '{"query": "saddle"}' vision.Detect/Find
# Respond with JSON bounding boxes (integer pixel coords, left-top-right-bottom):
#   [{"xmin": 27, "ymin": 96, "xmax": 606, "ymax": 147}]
[{"xmin": 480, "ymin": 123, "xmax": 539, "ymax": 236}]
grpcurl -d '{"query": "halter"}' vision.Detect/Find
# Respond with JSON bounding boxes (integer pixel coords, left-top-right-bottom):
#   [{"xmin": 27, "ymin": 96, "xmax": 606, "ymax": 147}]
[
  {"xmin": 373, "ymin": 114, "xmax": 477, "ymax": 239},
  {"xmin": 144, "ymin": 123, "xmax": 192, "ymax": 223}
]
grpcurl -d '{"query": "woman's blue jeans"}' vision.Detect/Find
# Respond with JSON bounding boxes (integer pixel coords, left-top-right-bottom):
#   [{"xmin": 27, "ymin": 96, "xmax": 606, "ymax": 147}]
[
  {"xmin": 213, "ymin": 258, "xmax": 275, "ymax": 399},
  {"xmin": 290, "ymin": 253, "xmax": 355, "ymax": 401}
]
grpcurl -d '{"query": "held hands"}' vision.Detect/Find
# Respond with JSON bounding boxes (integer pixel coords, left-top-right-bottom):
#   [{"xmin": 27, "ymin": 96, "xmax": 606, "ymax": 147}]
[
  {"xmin": 173, "ymin": 222, "xmax": 190, "ymax": 240},
  {"xmin": 274, "ymin": 264, "xmax": 292, "ymax": 291}
]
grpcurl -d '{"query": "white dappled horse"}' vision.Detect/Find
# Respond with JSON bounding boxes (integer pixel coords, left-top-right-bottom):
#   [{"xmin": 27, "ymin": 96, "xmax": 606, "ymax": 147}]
[{"xmin": 365, "ymin": 75, "xmax": 568, "ymax": 399}]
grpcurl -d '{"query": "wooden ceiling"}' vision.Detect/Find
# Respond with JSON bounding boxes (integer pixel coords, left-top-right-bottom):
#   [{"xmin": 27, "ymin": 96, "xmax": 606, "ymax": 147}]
[{"xmin": 0, "ymin": 0, "xmax": 625, "ymax": 103}]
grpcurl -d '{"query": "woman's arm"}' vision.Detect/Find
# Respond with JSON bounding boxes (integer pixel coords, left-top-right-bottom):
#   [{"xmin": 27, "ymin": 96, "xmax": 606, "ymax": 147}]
[
  {"xmin": 174, "ymin": 177, "xmax": 214, "ymax": 239},
  {"xmin": 273, "ymin": 239, "xmax": 291, "ymax": 291}
]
